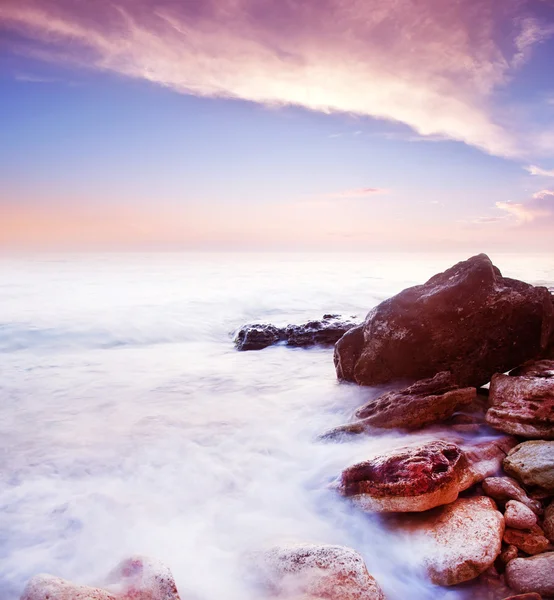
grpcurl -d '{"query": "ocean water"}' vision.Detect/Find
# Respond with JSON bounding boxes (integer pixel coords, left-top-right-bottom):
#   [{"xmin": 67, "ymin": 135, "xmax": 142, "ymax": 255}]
[{"xmin": 1, "ymin": 252, "xmax": 553, "ymax": 600}]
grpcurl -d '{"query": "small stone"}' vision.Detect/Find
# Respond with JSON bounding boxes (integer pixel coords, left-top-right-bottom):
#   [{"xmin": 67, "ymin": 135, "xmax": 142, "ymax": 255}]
[
  {"xmin": 505, "ymin": 552, "xmax": 554, "ymax": 596},
  {"xmin": 482, "ymin": 477, "xmax": 542, "ymax": 515},
  {"xmin": 498, "ymin": 544, "xmax": 519, "ymax": 567},
  {"xmin": 503, "ymin": 527, "xmax": 549, "ymax": 555},
  {"xmin": 505, "ymin": 500, "xmax": 538, "ymax": 530}
]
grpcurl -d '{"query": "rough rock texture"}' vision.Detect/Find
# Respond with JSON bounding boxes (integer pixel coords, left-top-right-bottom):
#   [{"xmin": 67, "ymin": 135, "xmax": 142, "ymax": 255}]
[
  {"xmin": 486, "ymin": 373, "xmax": 554, "ymax": 439},
  {"xmin": 353, "ymin": 371, "xmax": 476, "ymax": 428},
  {"xmin": 336, "ymin": 440, "xmax": 495, "ymax": 513},
  {"xmin": 334, "ymin": 254, "xmax": 554, "ymax": 387},
  {"xmin": 502, "ymin": 594, "xmax": 543, "ymax": 600},
  {"xmin": 499, "ymin": 545, "xmax": 520, "ymax": 567},
  {"xmin": 504, "ymin": 441, "xmax": 554, "ymax": 492},
  {"xmin": 505, "ymin": 552, "xmax": 554, "ymax": 596},
  {"xmin": 20, "ymin": 575, "xmax": 117, "ymax": 600},
  {"xmin": 463, "ymin": 437, "xmax": 518, "ymax": 484},
  {"xmin": 413, "ymin": 496, "xmax": 505, "ymax": 586},
  {"xmin": 106, "ymin": 556, "xmax": 180, "ymax": 600},
  {"xmin": 511, "ymin": 359, "xmax": 554, "ymax": 378},
  {"xmin": 235, "ymin": 315, "xmax": 359, "ymax": 351},
  {"xmin": 482, "ymin": 477, "xmax": 543, "ymax": 515},
  {"xmin": 504, "ymin": 500, "xmax": 538, "ymax": 530},
  {"xmin": 254, "ymin": 543, "xmax": 385, "ymax": 600},
  {"xmin": 543, "ymin": 501, "xmax": 554, "ymax": 543},
  {"xmin": 19, "ymin": 557, "xmax": 180, "ymax": 600},
  {"xmin": 503, "ymin": 526, "xmax": 550, "ymax": 555}
]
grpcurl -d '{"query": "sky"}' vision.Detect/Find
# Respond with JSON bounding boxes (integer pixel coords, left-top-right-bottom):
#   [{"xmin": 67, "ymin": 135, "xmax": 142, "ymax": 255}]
[{"xmin": 1, "ymin": 0, "xmax": 554, "ymax": 252}]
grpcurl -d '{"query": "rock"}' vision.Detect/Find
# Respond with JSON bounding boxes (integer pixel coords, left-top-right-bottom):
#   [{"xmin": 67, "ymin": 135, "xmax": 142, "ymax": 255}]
[
  {"xmin": 334, "ymin": 254, "xmax": 554, "ymax": 387},
  {"xmin": 337, "ymin": 440, "xmax": 482, "ymax": 513},
  {"xmin": 503, "ymin": 526, "xmax": 550, "ymax": 555},
  {"xmin": 482, "ymin": 477, "xmax": 543, "ymax": 515},
  {"xmin": 413, "ymin": 496, "xmax": 504, "ymax": 586},
  {"xmin": 504, "ymin": 441, "xmax": 554, "ymax": 492},
  {"xmin": 19, "ymin": 557, "xmax": 180, "ymax": 600},
  {"xmin": 502, "ymin": 594, "xmax": 543, "ymax": 600},
  {"xmin": 485, "ymin": 373, "xmax": 554, "ymax": 439},
  {"xmin": 499, "ymin": 545, "xmax": 520, "ymax": 567},
  {"xmin": 20, "ymin": 575, "xmax": 117, "ymax": 600},
  {"xmin": 463, "ymin": 437, "xmax": 518, "ymax": 483},
  {"xmin": 511, "ymin": 359, "xmax": 554, "ymax": 378},
  {"xmin": 354, "ymin": 372, "xmax": 476, "ymax": 429},
  {"xmin": 236, "ymin": 315, "xmax": 359, "ymax": 351},
  {"xmin": 254, "ymin": 543, "xmax": 385, "ymax": 600},
  {"xmin": 504, "ymin": 500, "xmax": 538, "ymax": 530},
  {"xmin": 505, "ymin": 552, "xmax": 554, "ymax": 596},
  {"xmin": 106, "ymin": 556, "xmax": 180, "ymax": 600},
  {"xmin": 235, "ymin": 323, "xmax": 282, "ymax": 350},
  {"xmin": 543, "ymin": 501, "xmax": 554, "ymax": 543}
]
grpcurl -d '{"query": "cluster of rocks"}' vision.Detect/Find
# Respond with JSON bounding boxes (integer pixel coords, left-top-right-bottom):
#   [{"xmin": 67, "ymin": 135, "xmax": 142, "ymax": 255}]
[
  {"xmin": 23, "ymin": 254, "xmax": 554, "ymax": 600},
  {"xmin": 322, "ymin": 254, "xmax": 554, "ymax": 598},
  {"xmin": 234, "ymin": 314, "xmax": 359, "ymax": 351}
]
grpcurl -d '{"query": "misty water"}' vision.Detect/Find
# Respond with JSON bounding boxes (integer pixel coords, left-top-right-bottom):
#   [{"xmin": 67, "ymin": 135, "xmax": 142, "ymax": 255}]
[{"xmin": 1, "ymin": 252, "xmax": 553, "ymax": 600}]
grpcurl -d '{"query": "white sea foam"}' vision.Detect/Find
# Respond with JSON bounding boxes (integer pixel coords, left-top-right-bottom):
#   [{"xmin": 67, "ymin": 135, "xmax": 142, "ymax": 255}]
[{"xmin": 0, "ymin": 252, "xmax": 552, "ymax": 600}]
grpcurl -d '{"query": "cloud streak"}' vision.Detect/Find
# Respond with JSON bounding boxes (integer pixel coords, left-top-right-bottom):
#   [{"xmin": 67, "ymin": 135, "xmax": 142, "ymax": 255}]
[
  {"xmin": 526, "ymin": 164, "xmax": 554, "ymax": 177},
  {"xmin": 1, "ymin": 0, "xmax": 552, "ymax": 158},
  {"xmin": 496, "ymin": 189, "xmax": 554, "ymax": 223}
]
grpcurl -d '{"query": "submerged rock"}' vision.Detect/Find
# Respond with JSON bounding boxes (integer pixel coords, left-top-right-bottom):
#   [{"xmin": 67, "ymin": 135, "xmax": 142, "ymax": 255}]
[
  {"xmin": 503, "ymin": 441, "xmax": 554, "ymax": 492},
  {"xmin": 254, "ymin": 543, "xmax": 385, "ymax": 600},
  {"xmin": 336, "ymin": 438, "xmax": 506, "ymax": 513},
  {"xmin": 334, "ymin": 254, "xmax": 554, "ymax": 387},
  {"xmin": 20, "ymin": 575, "xmax": 117, "ymax": 600},
  {"xmin": 505, "ymin": 552, "xmax": 554, "ymax": 596},
  {"xmin": 19, "ymin": 556, "xmax": 180, "ymax": 600},
  {"xmin": 410, "ymin": 496, "xmax": 504, "ymax": 586},
  {"xmin": 235, "ymin": 315, "xmax": 359, "ymax": 351},
  {"xmin": 486, "ymin": 371, "xmax": 554, "ymax": 439}
]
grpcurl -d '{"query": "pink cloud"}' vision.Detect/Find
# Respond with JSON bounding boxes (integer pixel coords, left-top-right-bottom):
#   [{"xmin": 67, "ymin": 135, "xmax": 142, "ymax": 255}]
[
  {"xmin": 526, "ymin": 165, "xmax": 554, "ymax": 177},
  {"xmin": 496, "ymin": 189, "xmax": 554, "ymax": 223},
  {"xmin": 1, "ymin": 0, "xmax": 551, "ymax": 157}
]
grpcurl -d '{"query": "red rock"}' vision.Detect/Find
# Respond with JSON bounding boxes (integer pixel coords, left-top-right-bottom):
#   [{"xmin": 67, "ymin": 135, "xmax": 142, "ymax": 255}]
[
  {"xmin": 502, "ymin": 594, "xmax": 543, "ymax": 600},
  {"xmin": 499, "ymin": 545, "xmax": 520, "ymax": 567},
  {"xmin": 463, "ymin": 437, "xmax": 518, "ymax": 485},
  {"xmin": 486, "ymin": 373, "xmax": 554, "ymax": 439},
  {"xmin": 482, "ymin": 477, "xmax": 542, "ymax": 515},
  {"xmin": 410, "ymin": 496, "xmax": 504, "ymax": 586},
  {"xmin": 503, "ymin": 526, "xmax": 550, "ymax": 555},
  {"xmin": 505, "ymin": 552, "xmax": 554, "ymax": 596},
  {"xmin": 255, "ymin": 543, "xmax": 385, "ymax": 600},
  {"xmin": 20, "ymin": 575, "xmax": 117, "ymax": 600},
  {"xmin": 511, "ymin": 359, "xmax": 554, "ymax": 378},
  {"xmin": 543, "ymin": 501, "xmax": 554, "ymax": 543},
  {"xmin": 505, "ymin": 500, "xmax": 538, "ymax": 530},
  {"xmin": 337, "ymin": 440, "xmax": 471, "ymax": 512},
  {"xmin": 334, "ymin": 254, "xmax": 554, "ymax": 387}
]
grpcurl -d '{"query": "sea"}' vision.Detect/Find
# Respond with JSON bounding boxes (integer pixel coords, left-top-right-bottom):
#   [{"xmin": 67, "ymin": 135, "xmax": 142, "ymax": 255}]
[{"xmin": 1, "ymin": 252, "xmax": 553, "ymax": 600}]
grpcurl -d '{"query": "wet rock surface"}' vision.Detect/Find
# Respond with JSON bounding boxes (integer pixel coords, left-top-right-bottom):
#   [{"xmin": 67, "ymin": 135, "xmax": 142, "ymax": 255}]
[
  {"xmin": 486, "ymin": 372, "xmax": 554, "ymax": 439},
  {"xmin": 254, "ymin": 543, "xmax": 385, "ymax": 600},
  {"xmin": 505, "ymin": 552, "xmax": 554, "ymax": 596},
  {"xmin": 334, "ymin": 254, "xmax": 554, "ymax": 387},
  {"xmin": 337, "ymin": 440, "xmax": 475, "ymax": 513},
  {"xmin": 235, "ymin": 315, "xmax": 359, "ymax": 351},
  {"xmin": 503, "ymin": 441, "xmax": 554, "ymax": 492},
  {"xmin": 409, "ymin": 496, "xmax": 505, "ymax": 586}
]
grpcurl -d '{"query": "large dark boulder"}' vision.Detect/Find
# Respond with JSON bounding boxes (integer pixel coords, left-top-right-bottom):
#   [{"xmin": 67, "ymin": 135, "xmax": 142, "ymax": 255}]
[{"xmin": 334, "ymin": 254, "xmax": 554, "ymax": 387}]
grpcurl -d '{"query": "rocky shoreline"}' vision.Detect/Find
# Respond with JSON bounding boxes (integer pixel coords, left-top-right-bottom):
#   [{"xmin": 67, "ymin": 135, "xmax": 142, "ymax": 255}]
[{"xmin": 23, "ymin": 254, "xmax": 554, "ymax": 600}]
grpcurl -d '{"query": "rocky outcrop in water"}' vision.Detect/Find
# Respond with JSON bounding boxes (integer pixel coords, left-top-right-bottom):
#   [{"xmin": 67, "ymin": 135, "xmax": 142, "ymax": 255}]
[
  {"xmin": 235, "ymin": 315, "xmax": 359, "ymax": 351},
  {"xmin": 20, "ymin": 556, "xmax": 180, "ymax": 600},
  {"xmin": 486, "ymin": 366, "xmax": 554, "ymax": 439},
  {"xmin": 254, "ymin": 543, "xmax": 385, "ymax": 600},
  {"xmin": 334, "ymin": 254, "xmax": 554, "ymax": 387}
]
